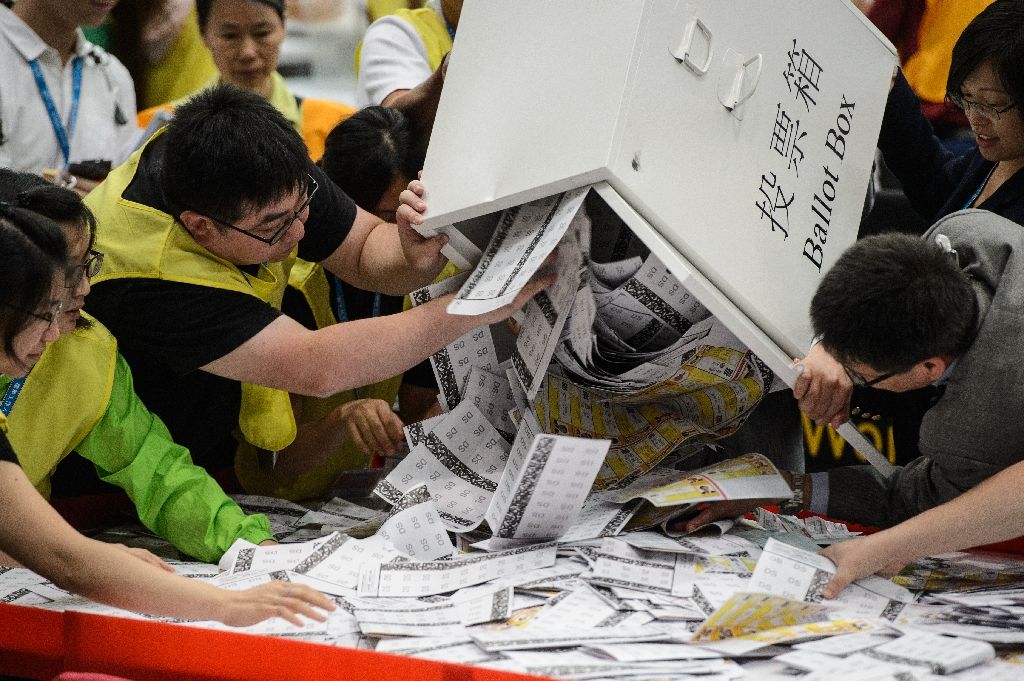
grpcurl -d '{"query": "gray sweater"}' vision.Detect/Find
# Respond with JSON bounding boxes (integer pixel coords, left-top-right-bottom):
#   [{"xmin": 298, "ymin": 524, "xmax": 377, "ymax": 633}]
[{"xmin": 828, "ymin": 209, "xmax": 1024, "ymax": 527}]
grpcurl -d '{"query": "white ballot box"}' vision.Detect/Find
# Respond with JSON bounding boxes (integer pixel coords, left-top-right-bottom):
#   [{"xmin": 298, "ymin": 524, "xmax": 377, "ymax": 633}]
[{"xmin": 419, "ymin": 0, "xmax": 897, "ymax": 470}]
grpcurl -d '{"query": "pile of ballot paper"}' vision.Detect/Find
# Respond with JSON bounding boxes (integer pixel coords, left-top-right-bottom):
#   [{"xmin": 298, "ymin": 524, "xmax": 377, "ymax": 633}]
[
  {"xmin": 7, "ymin": 190, "xmax": 1024, "ymax": 679},
  {"xmin": 7, "ymin": 495, "xmax": 1024, "ymax": 680}
]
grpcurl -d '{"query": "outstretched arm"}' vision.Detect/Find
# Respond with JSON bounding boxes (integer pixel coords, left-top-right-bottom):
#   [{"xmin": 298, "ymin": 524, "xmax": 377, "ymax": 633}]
[
  {"xmin": 0, "ymin": 460, "xmax": 334, "ymax": 626},
  {"xmin": 821, "ymin": 459, "xmax": 1024, "ymax": 597}
]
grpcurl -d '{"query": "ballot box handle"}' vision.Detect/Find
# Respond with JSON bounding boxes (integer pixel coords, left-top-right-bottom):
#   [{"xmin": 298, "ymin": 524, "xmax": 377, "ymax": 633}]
[
  {"xmin": 718, "ymin": 49, "xmax": 763, "ymax": 119},
  {"xmin": 670, "ymin": 17, "xmax": 713, "ymax": 76}
]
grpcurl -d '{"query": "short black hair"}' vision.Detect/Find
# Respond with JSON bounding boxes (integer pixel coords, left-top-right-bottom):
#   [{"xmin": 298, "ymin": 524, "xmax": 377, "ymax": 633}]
[
  {"xmin": 948, "ymin": 0, "xmax": 1024, "ymax": 107},
  {"xmin": 161, "ymin": 84, "xmax": 309, "ymax": 223},
  {"xmin": 0, "ymin": 203, "xmax": 67, "ymax": 356},
  {"xmin": 0, "ymin": 169, "xmax": 97, "ymax": 330},
  {"xmin": 810, "ymin": 233, "xmax": 977, "ymax": 374},
  {"xmin": 319, "ymin": 106, "xmax": 423, "ymax": 212},
  {"xmin": 196, "ymin": 0, "xmax": 285, "ymax": 32},
  {"xmin": 0, "ymin": 169, "xmax": 97, "ymax": 245}
]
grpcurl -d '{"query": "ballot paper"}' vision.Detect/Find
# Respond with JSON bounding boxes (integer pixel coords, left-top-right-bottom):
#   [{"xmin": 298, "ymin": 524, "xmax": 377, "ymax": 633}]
[
  {"xmin": 468, "ymin": 625, "xmax": 669, "ymax": 652},
  {"xmin": 511, "ymin": 204, "xmax": 590, "ymax": 398},
  {"xmin": 486, "ymin": 432, "xmax": 610, "ymax": 546},
  {"xmin": 537, "ymin": 320, "xmax": 777, "ymax": 489},
  {"xmin": 612, "ymin": 453, "xmax": 791, "ymax": 509},
  {"xmin": 750, "ymin": 539, "xmax": 913, "ymax": 620},
  {"xmin": 583, "ymin": 642, "xmax": 723, "ymax": 662},
  {"xmin": 410, "ymin": 272, "xmax": 500, "ymax": 411},
  {"xmin": 448, "ymin": 187, "xmax": 590, "ymax": 316},
  {"xmin": 528, "ymin": 583, "xmax": 621, "ymax": 629},
  {"xmin": 557, "ymin": 495, "xmax": 641, "ymax": 544},
  {"xmin": 230, "ymin": 494, "xmax": 311, "ymax": 538},
  {"xmin": 863, "ymin": 631, "xmax": 996, "ymax": 675},
  {"xmin": 374, "ymin": 637, "xmax": 502, "ymax": 665},
  {"xmin": 753, "ymin": 508, "xmax": 862, "ymax": 545},
  {"xmin": 353, "ymin": 585, "xmax": 514, "ymax": 637},
  {"xmin": 359, "ymin": 543, "xmax": 557, "ymax": 597},
  {"xmin": 621, "ymin": 531, "xmax": 760, "ymax": 557},
  {"xmin": 375, "ymin": 485, "xmax": 454, "ymax": 561},
  {"xmin": 590, "ymin": 539, "xmax": 677, "ymax": 595},
  {"xmin": 295, "ymin": 498, "xmax": 384, "ymax": 529},
  {"xmin": 228, "ymin": 536, "xmax": 334, "ymax": 575},
  {"xmin": 288, "ymin": 534, "xmax": 400, "ymax": 593},
  {"xmin": 403, "ymin": 414, "xmax": 444, "ymax": 449},
  {"xmin": 459, "ymin": 366, "xmax": 518, "ymax": 440},
  {"xmin": 375, "ymin": 401, "xmax": 510, "ymax": 530},
  {"xmin": 593, "ymin": 253, "xmax": 710, "ymax": 352},
  {"xmin": 792, "ymin": 631, "xmax": 897, "ymax": 656},
  {"xmin": 691, "ymin": 592, "xmax": 840, "ymax": 642}
]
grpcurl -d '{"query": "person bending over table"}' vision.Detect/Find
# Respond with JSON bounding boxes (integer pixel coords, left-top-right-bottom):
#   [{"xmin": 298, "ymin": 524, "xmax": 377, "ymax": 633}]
[
  {"xmin": 83, "ymin": 85, "xmax": 553, "ymax": 479},
  {"xmin": 0, "ymin": 201, "xmax": 332, "ymax": 625},
  {"xmin": 676, "ymin": 212, "xmax": 1024, "ymax": 537},
  {"xmin": 0, "ymin": 169, "xmax": 274, "ymax": 562},
  {"xmin": 797, "ymin": 0, "xmax": 1024, "ymax": 434}
]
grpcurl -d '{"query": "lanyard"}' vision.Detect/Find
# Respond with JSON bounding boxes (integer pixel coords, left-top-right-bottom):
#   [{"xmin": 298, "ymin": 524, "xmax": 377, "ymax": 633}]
[
  {"xmin": 30, "ymin": 56, "xmax": 83, "ymax": 170},
  {"xmin": 332, "ymin": 275, "xmax": 382, "ymax": 400},
  {"xmin": 963, "ymin": 163, "xmax": 998, "ymax": 209},
  {"xmin": 0, "ymin": 377, "xmax": 26, "ymax": 417},
  {"xmin": 332, "ymin": 275, "xmax": 382, "ymax": 323}
]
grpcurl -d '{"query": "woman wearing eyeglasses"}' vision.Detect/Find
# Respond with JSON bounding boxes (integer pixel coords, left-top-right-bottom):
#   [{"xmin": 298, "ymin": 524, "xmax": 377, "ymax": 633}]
[
  {"xmin": 0, "ymin": 200, "xmax": 334, "ymax": 624},
  {"xmin": 878, "ymin": 0, "xmax": 1024, "ymax": 228},
  {"xmin": 0, "ymin": 169, "xmax": 277, "ymax": 564}
]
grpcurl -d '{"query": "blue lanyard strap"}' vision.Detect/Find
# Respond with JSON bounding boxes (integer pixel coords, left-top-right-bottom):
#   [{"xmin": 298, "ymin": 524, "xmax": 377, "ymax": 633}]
[
  {"xmin": 331, "ymin": 276, "xmax": 382, "ymax": 401},
  {"xmin": 1, "ymin": 377, "xmax": 26, "ymax": 417},
  {"xmin": 30, "ymin": 56, "xmax": 83, "ymax": 169},
  {"xmin": 332, "ymin": 276, "xmax": 382, "ymax": 324},
  {"xmin": 964, "ymin": 163, "xmax": 998, "ymax": 210}
]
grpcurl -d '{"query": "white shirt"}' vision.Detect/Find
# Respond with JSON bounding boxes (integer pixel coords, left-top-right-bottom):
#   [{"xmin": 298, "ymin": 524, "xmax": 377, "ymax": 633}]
[
  {"xmin": 0, "ymin": 6, "xmax": 138, "ymax": 174},
  {"xmin": 355, "ymin": 0, "xmax": 446, "ymax": 107}
]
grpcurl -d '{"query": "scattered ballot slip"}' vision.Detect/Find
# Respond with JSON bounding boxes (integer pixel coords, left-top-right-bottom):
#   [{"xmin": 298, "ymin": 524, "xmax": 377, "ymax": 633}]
[
  {"xmin": 359, "ymin": 543, "xmax": 558, "ymax": 598},
  {"xmin": 375, "ymin": 401, "xmax": 510, "ymax": 531},
  {"xmin": 750, "ymin": 538, "xmax": 914, "ymax": 621},
  {"xmin": 448, "ymin": 187, "xmax": 590, "ymax": 316},
  {"xmin": 486, "ymin": 431, "xmax": 610, "ymax": 546},
  {"xmin": 410, "ymin": 272, "xmax": 500, "ymax": 411},
  {"xmin": 614, "ymin": 453, "xmax": 792, "ymax": 508}
]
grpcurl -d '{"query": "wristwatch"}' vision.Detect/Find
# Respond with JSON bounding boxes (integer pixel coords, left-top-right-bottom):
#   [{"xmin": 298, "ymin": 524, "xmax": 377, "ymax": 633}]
[{"xmin": 780, "ymin": 473, "xmax": 805, "ymax": 515}]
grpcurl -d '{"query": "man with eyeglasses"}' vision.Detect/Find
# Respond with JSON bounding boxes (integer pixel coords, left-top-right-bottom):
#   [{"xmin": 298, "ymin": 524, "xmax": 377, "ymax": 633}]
[
  {"xmin": 676, "ymin": 210, "xmax": 1024, "ymax": 533},
  {"xmin": 82, "ymin": 85, "xmax": 553, "ymax": 474}
]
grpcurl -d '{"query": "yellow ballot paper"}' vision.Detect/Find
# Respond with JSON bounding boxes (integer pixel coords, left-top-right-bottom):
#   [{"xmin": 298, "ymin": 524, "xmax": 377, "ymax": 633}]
[
  {"xmin": 692, "ymin": 592, "xmax": 837, "ymax": 642},
  {"xmin": 614, "ymin": 453, "xmax": 793, "ymax": 508}
]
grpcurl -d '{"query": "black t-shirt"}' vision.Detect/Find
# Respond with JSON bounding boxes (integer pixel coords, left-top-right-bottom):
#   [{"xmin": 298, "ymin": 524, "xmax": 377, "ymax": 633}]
[
  {"xmin": 0, "ymin": 429, "xmax": 19, "ymax": 465},
  {"xmin": 84, "ymin": 137, "xmax": 357, "ymax": 468}
]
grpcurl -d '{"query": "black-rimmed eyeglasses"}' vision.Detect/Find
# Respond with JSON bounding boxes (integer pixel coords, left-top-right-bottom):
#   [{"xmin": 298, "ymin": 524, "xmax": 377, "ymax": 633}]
[
  {"xmin": 945, "ymin": 92, "xmax": 1018, "ymax": 122},
  {"xmin": 1, "ymin": 300, "xmax": 64, "ymax": 332},
  {"xmin": 843, "ymin": 365, "xmax": 895, "ymax": 388},
  {"xmin": 206, "ymin": 174, "xmax": 318, "ymax": 246},
  {"xmin": 65, "ymin": 250, "xmax": 104, "ymax": 288}
]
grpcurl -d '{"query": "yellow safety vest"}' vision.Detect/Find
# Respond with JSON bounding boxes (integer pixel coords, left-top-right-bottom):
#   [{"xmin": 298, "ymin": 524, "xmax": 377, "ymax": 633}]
[
  {"xmin": 141, "ymin": 6, "xmax": 217, "ymax": 109},
  {"xmin": 354, "ymin": 7, "xmax": 452, "ymax": 76},
  {"xmin": 234, "ymin": 259, "xmax": 403, "ymax": 500},
  {"xmin": 3, "ymin": 313, "xmax": 116, "ymax": 498},
  {"xmin": 87, "ymin": 131, "xmax": 298, "ymax": 452}
]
